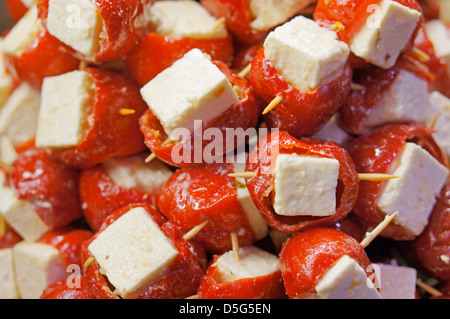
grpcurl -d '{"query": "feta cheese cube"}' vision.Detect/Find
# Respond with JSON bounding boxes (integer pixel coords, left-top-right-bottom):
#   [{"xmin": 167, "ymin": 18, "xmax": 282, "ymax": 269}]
[
  {"xmin": 315, "ymin": 255, "xmax": 382, "ymax": 299},
  {"xmin": 214, "ymin": 246, "xmax": 280, "ymax": 283},
  {"xmin": 273, "ymin": 153, "xmax": 340, "ymax": 216},
  {"xmin": 249, "ymin": 0, "xmax": 315, "ymax": 31},
  {"xmin": 0, "ymin": 135, "xmax": 19, "ymax": 165},
  {"xmin": 21, "ymin": 0, "xmax": 36, "ymax": 8},
  {"xmin": 35, "ymin": 70, "xmax": 95, "ymax": 149},
  {"xmin": 263, "ymin": 16, "xmax": 349, "ymax": 92},
  {"xmin": 425, "ymin": 20, "xmax": 450, "ymax": 75},
  {"xmin": 362, "ymin": 70, "xmax": 430, "ymax": 128},
  {"xmin": 349, "ymin": 0, "xmax": 421, "ymax": 69},
  {"xmin": 0, "ymin": 41, "xmax": 13, "ymax": 108},
  {"xmin": 377, "ymin": 142, "xmax": 449, "ymax": 236},
  {"xmin": 373, "ymin": 262, "xmax": 417, "ymax": 299},
  {"xmin": 0, "ymin": 248, "xmax": 20, "ymax": 299},
  {"xmin": 1, "ymin": 5, "xmax": 41, "ymax": 57},
  {"xmin": 46, "ymin": 0, "xmax": 103, "ymax": 59},
  {"xmin": 428, "ymin": 91, "xmax": 450, "ymax": 157},
  {"xmin": 87, "ymin": 206, "xmax": 179, "ymax": 298},
  {"xmin": 0, "ymin": 83, "xmax": 40, "ymax": 145},
  {"xmin": 140, "ymin": 49, "xmax": 240, "ymax": 140},
  {"xmin": 13, "ymin": 242, "xmax": 67, "ymax": 299},
  {"xmin": 150, "ymin": 0, "xmax": 228, "ymax": 39},
  {"xmin": 103, "ymin": 155, "xmax": 173, "ymax": 195}
]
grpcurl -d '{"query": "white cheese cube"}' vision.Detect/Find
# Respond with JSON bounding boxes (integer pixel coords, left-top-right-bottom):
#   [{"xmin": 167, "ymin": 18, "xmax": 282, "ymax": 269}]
[
  {"xmin": 0, "ymin": 135, "xmax": 19, "ymax": 165},
  {"xmin": 214, "ymin": 246, "xmax": 280, "ymax": 283},
  {"xmin": 0, "ymin": 248, "xmax": 20, "ymax": 299},
  {"xmin": 263, "ymin": 16, "xmax": 349, "ymax": 92},
  {"xmin": 87, "ymin": 206, "xmax": 179, "ymax": 298},
  {"xmin": 249, "ymin": 0, "xmax": 315, "ymax": 31},
  {"xmin": 150, "ymin": 0, "xmax": 228, "ymax": 39},
  {"xmin": 273, "ymin": 153, "xmax": 340, "ymax": 216},
  {"xmin": 1, "ymin": 5, "xmax": 41, "ymax": 57},
  {"xmin": 0, "ymin": 83, "xmax": 40, "ymax": 145},
  {"xmin": 315, "ymin": 255, "xmax": 382, "ymax": 299},
  {"xmin": 313, "ymin": 114, "xmax": 352, "ymax": 146},
  {"xmin": 0, "ymin": 185, "xmax": 49, "ymax": 242},
  {"xmin": 140, "ymin": 49, "xmax": 240, "ymax": 140},
  {"xmin": 232, "ymin": 160, "xmax": 268, "ymax": 240},
  {"xmin": 46, "ymin": 0, "xmax": 103, "ymax": 59},
  {"xmin": 377, "ymin": 142, "xmax": 449, "ymax": 236},
  {"xmin": 373, "ymin": 262, "xmax": 417, "ymax": 299},
  {"xmin": 428, "ymin": 91, "xmax": 450, "ymax": 157},
  {"xmin": 0, "ymin": 42, "xmax": 13, "ymax": 108},
  {"xmin": 35, "ymin": 70, "xmax": 95, "ymax": 149},
  {"xmin": 349, "ymin": 0, "xmax": 421, "ymax": 69},
  {"xmin": 362, "ymin": 70, "xmax": 430, "ymax": 128},
  {"xmin": 13, "ymin": 242, "xmax": 67, "ymax": 299},
  {"xmin": 103, "ymin": 155, "xmax": 173, "ymax": 195},
  {"xmin": 425, "ymin": 20, "xmax": 450, "ymax": 75},
  {"xmin": 21, "ymin": 0, "xmax": 36, "ymax": 8}
]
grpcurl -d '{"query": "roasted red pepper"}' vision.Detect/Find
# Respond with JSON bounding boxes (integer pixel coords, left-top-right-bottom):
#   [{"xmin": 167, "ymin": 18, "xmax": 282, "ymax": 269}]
[
  {"xmin": 245, "ymin": 130, "xmax": 359, "ymax": 234},
  {"xmin": 40, "ymin": 276, "xmax": 95, "ymax": 299},
  {"xmin": 5, "ymin": 0, "xmax": 28, "ymax": 23}
]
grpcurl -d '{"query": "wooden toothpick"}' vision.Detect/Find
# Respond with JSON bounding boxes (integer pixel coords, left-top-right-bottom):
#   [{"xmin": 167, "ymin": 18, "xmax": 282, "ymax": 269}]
[
  {"xmin": 262, "ymin": 95, "xmax": 283, "ymax": 115},
  {"xmin": 360, "ymin": 211, "xmax": 398, "ymax": 248},
  {"xmin": 182, "ymin": 221, "xmax": 208, "ymax": 241}
]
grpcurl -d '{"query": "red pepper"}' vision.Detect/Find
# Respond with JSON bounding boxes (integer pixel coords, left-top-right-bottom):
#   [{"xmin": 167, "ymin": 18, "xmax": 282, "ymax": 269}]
[
  {"xmin": 138, "ymin": 60, "xmax": 260, "ymax": 168},
  {"xmin": 347, "ymin": 123, "xmax": 449, "ymax": 240},
  {"xmin": 245, "ymin": 130, "xmax": 359, "ymax": 234},
  {"xmin": 197, "ymin": 253, "xmax": 287, "ymax": 299},
  {"xmin": 9, "ymin": 147, "xmax": 83, "ymax": 231},
  {"xmin": 158, "ymin": 162, "xmax": 261, "ymax": 254},
  {"xmin": 82, "ymin": 203, "xmax": 207, "ymax": 299},
  {"xmin": 249, "ymin": 48, "xmax": 352, "ymax": 139},
  {"xmin": 0, "ymin": 226, "xmax": 22, "ymax": 250},
  {"xmin": 125, "ymin": 32, "xmax": 234, "ymax": 87},
  {"xmin": 280, "ymin": 227, "xmax": 375, "ymax": 299},
  {"xmin": 40, "ymin": 276, "xmax": 95, "ymax": 299},
  {"xmin": 51, "ymin": 67, "xmax": 148, "ymax": 169},
  {"xmin": 5, "ymin": 0, "xmax": 28, "ymax": 23}
]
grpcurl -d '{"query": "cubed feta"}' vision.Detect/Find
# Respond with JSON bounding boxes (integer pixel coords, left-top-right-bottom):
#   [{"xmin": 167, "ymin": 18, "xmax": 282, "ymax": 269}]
[
  {"xmin": 87, "ymin": 206, "xmax": 179, "ymax": 298},
  {"xmin": 273, "ymin": 153, "xmax": 340, "ymax": 216},
  {"xmin": 425, "ymin": 20, "xmax": 450, "ymax": 75},
  {"xmin": 349, "ymin": 0, "xmax": 421, "ymax": 69},
  {"xmin": 0, "ymin": 248, "xmax": 20, "ymax": 299},
  {"xmin": 150, "ymin": 0, "xmax": 228, "ymax": 39},
  {"xmin": 13, "ymin": 242, "xmax": 67, "ymax": 299},
  {"xmin": 21, "ymin": 0, "xmax": 36, "ymax": 8},
  {"xmin": 315, "ymin": 255, "xmax": 382, "ymax": 299},
  {"xmin": 214, "ymin": 246, "xmax": 280, "ymax": 283},
  {"xmin": 0, "ymin": 41, "xmax": 13, "ymax": 108},
  {"xmin": 140, "ymin": 49, "xmax": 240, "ymax": 140},
  {"xmin": 46, "ymin": 0, "xmax": 103, "ymax": 59},
  {"xmin": 377, "ymin": 142, "xmax": 449, "ymax": 236},
  {"xmin": 35, "ymin": 70, "xmax": 95, "ymax": 149},
  {"xmin": 263, "ymin": 16, "xmax": 349, "ymax": 92},
  {"xmin": 428, "ymin": 91, "xmax": 450, "ymax": 157},
  {"xmin": 0, "ymin": 135, "xmax": 19, "ymax": 165},
  {"xmin": 373, "ymin": 262, "xmax": 417, "ymax": 299}
]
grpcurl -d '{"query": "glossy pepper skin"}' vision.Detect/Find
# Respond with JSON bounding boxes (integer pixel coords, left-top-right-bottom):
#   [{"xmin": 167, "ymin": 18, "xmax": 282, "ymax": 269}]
[
  {"xmin": 51, "ymin": 67, "xmax": 148, "ymax": 169},
  {"xmin": 5, "ymin": 0, "xmax": 28, "ymax": 23},
  {"xmin": 81, "ymin": 203, "xmax": 207, "ymax": 299},
  {"xmin": 347, "ymin": 123, "xmax": 449, "ymax": 240},
  {"xmin": 158, "ymin": 162, "xmax": 259, "ymax": 254},
  {"xmin": 138, "ymin": 60, "xmax": 261, "ymax": 168},
  {"xmin": 126, "ymin": 32, "xmax": 234, "ymax": 87},
  {"xmin": 9, "ymin": 147, "xmax": 83, "ymax": 231},
  {"xmin": 279, "ymin": 227, "xmax": 375, "ymax": 299},
  {"xmin": 40, "ymin": 276, "xmax": 95, "ymax": 299},
  {"xmin": 245, "ymin": 130, "xmax": 359, "ymax": 234},
  {"xmin": 249, "ymin": 48, "xmax": 353, "ymax": 139}
]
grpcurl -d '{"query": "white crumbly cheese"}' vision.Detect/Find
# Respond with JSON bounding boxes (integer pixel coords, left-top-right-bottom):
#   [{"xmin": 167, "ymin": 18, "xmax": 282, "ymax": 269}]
[
  {"xmin": 0, "ymin": 248, "xmax": 20, "ymax": 299},
  {"xmin": 264, "ymin": 16, "xmax": 349, "ymax": 92},
  {"xmin": 315, "ymin": 255, "xmax": 382, "ymax": 299},
  {"xmin": 0, "ymin": 184, "xmax": 49, "ymax": 242},
  {"xmin": 428, "ymin": 91, "xmax": 450, "ymax": 157},
  {"xmin": 425, "ymin": 20, "xmax": 450, "ymax": 75},
  {"xmin": 46, "ymin": 0, "xmax": 103, "ymax": 59},
  {"xmin": 313, "ymin": 114, "xmax": 351, "ymax": 146},
  {"xmin": 232, "ymin": 160, "xmax": 268, "ymax": 241},
  {"xmin": 273, "ymin": 153, "xmax": 340, "ymax": 216},
  {"xmin": 103, "ymin": 155, "xmax": 173, "ymax": 195},
  {"xmin": 349, "ymin": 0, "xmax": 421, "ymax": 69},
  {"xmin": 35, "ymin": 70, "xmax": 95, "ymax": 149},
  {"xmin": 0, "ymin": 82, "xmax": 40, "ymax": 145},
  {"xmin": 362, "ymin": 70, "xmax": 430, "ymax": 128},
  {"xmin": 249, "ymin": 0, "xmax": 315, "ymax": 31},
  {"xmin": 150, "ymin": 0, "xmax": 228, "ymax": 39},
  {"xmin": 140, "ymin": 49, "xmax": 240, "ymax": 140},
  {"xmin": 1, "ymin": 5, "xmax": 41, "ymax": 57},
  {"xmin": 0, "ymin": 41, "xmax": 13, "ymax": 109},
  {"xmin": 88, "ymin": 206, "xmax": 179, "ymax": 298},
  {"xmin": 13, "ymin": 242, "xmax": 67, "ymax": 299},
  {"xmin": 377, "ymin": 142, "xmax": 449, "ymax": 236},
  {"xmin": 0, "ymin": 135, "xmax": 19, "ymax": 165},
  {"xmin": 373, "ymin": 262, "xmax": 417, "ymax": 299},
  {"xmin": 21, "ymin": 0, "xmax": 36, "ymax": 8},
  {"xmin": 214, "ymin": 246, "xmax": 280, "ymax": 283}
]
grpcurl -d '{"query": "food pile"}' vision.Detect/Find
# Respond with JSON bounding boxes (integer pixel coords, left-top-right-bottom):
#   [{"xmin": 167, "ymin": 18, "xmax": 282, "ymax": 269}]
[{"xmin": 0, "ymin": 0, "xmax": 449, "ymax": 299}]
